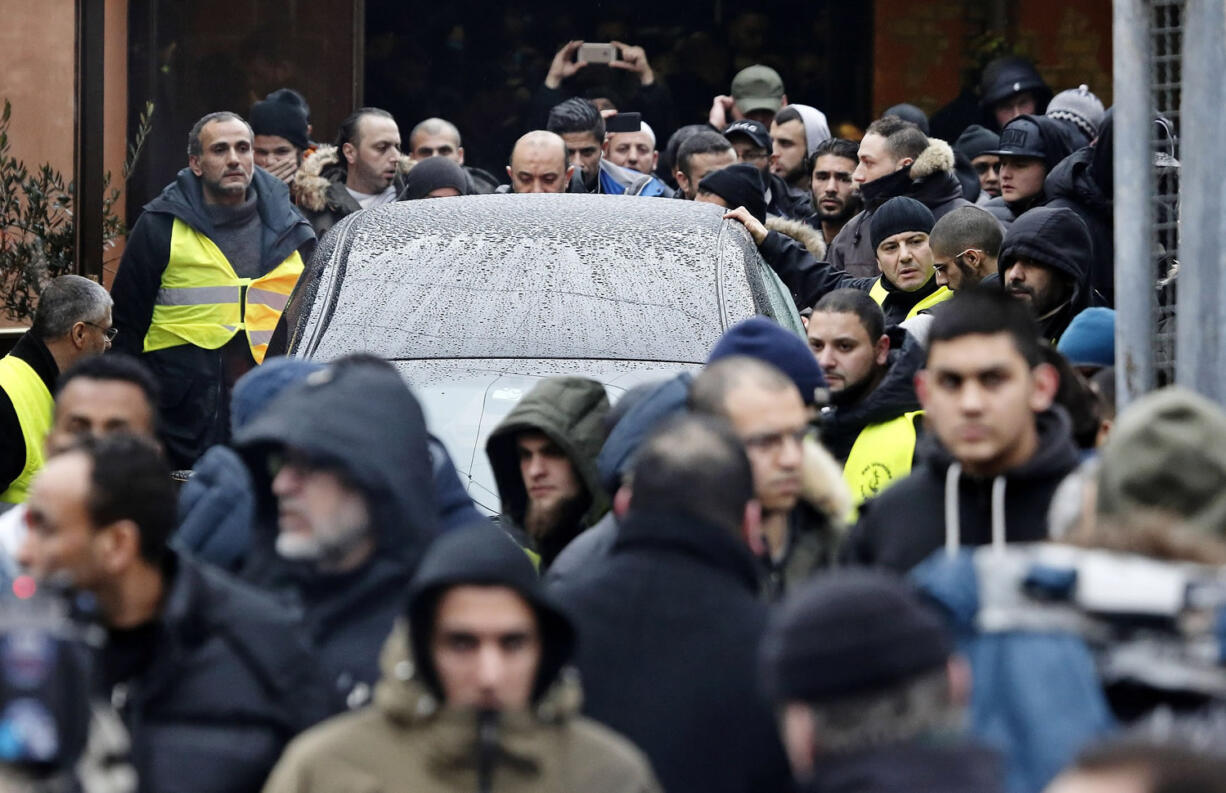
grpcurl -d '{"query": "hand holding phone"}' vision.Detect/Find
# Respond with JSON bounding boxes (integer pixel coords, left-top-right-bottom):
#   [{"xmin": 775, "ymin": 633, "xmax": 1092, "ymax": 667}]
[{"xmin": 577, "ymin": 43, "xmax": 619, "ymax": 64}]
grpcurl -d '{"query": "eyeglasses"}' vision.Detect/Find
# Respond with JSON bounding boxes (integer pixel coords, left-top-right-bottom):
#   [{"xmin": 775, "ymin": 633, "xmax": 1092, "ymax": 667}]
[
  {"xmin": 83, "ymin": 322, "xmax": 118, "ymax": 342},
  {"xmin": 932, "ymin": 248, "xmax": 982, "ymax": 274},
  {"xmin": 973, "ymin": 161, "xmax": 1002, "ymax": 175}
]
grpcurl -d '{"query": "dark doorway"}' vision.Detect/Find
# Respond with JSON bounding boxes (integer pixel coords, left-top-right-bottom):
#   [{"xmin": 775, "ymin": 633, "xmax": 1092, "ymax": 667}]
[{"xmin": 363, "ymin": 0, "xmax": 873, "ymax": 178}]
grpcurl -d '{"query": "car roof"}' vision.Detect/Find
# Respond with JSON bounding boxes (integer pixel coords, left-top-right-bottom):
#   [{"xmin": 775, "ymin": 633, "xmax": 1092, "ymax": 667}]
[{"xmin": 296, "ymin": 193, "xmax": 762, "ymax": 364}]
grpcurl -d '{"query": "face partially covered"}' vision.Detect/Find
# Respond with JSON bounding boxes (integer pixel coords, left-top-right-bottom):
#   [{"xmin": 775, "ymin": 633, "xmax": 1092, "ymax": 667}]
[
  {"xmin": 254, "ymin": 134, "xmax": 301, "ymax": 174},
  {"xmin": 876, "ymin": 230, "xmax": 935, "ymax": 292},
  {"xmin": 431, "ymin": 585, "xmax": 542, "ymax": 710},
  {"xmin": 853, "ymin": 132, "xmax": 904, "ymax": 187}
]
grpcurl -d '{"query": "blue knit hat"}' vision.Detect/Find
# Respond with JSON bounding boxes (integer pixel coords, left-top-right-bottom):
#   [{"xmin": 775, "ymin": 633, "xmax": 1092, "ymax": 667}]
[
  {"xmin": 1056, "ymin": 307, "xmax": 1115, "ymax": 368},
  {"xmin": 230, "ymin": 356, "xmax": 326, "ymax": 434},
  {"xmin": 708, "ymin": 317, "xmax": 826, "ymax": 405}
]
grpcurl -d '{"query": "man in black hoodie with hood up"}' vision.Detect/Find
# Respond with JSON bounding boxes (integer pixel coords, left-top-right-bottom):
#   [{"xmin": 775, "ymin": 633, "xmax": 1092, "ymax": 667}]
[
  {"xmin": 234, "ymin": 355, "xmax": 437, "ymax": 708},
  {"xmin": 112, "ymin": 112, "xmax": 316, "ymax": 469},
  {"xmin": 998, "ymin": 206, "xmax": 1093, "ymax": 343},
  {"xmin": 845, "ymin": 287, "xmax": 1077, "ymax": 573}
]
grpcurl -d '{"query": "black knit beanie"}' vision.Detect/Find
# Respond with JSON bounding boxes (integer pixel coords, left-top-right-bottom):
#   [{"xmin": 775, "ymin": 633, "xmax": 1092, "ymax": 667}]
[
  {"xmin": 760, "ymin": 569, "xmax": 952, "ymax": 703},
  {"xmin": 954, "ymin": 124, "xmax": 1000, "ymax": 161},
  {"xmin": 248, "ymin": 90, "xmax": 310, "ymax": 150},
  {"xmin": 870, "ymin": 196, "xmax": 935, "ymax": 251},
  {"xmin": 698, "ymin": 163, "xmax": 767, "ymax": 224},
  {"xmin": 402, "ymin": 157, "xmax": 469, "ymax": 200}
]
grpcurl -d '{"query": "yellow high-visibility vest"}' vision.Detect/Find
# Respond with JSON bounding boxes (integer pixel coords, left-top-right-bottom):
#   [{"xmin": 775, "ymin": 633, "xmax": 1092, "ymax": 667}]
[
  {"xmin": 143, "ymin": 219, "xmax": 304, "ymax": 363},
  {"xmin": 0, "ymin": 355, "xmax": 53, "ymax": 504},
  {"xmin": 868, "ymin": 278, "xmax": 952, "ymax": 320},
  {"xmin": 843, "ymin": 410, "xmax": 923, "ymax": 517}
]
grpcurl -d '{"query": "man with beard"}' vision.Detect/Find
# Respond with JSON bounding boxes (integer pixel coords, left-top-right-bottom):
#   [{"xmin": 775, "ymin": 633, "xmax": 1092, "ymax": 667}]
[
  {"xmin": 805, "ymin": 138, "xmax": 862, "ymax": 246},
  {"xmin": 769, "ymin": 105, "xmax": 831, "ymax": 200},
  {"xmin": 807, "ymin": 290, "xmax": 925, "ymax": 510},
  {"xmin": 486, "ymin": 377, "xmax": 610, "ymax": 568},
  {"xmin": 998, "ymin": 207, "xmax": 1092, "ymax": 342},
  {"xmin": 929, "ymin": 206, "xmax": 1003, "ymax": 292},
  {"xmin": 111, "ymin": 111, "xmax": 314, "ymax": 468}
]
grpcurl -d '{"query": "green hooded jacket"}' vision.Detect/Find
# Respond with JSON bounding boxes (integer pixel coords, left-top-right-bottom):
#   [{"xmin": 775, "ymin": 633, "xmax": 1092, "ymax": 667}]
[{"xmin": 485, "ymin": 377, "xmax": 611, "ymax": 557}]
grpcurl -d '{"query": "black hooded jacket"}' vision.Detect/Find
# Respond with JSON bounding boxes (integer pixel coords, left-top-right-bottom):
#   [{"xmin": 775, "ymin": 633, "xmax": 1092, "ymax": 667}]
[
  {"xmin": 845, "ymin": 408, "xmax": 1080, "ymax": 573},
  {"xmin": 111, "ymin": 167, "xmax": 316, "ymax": 468},
  {"xmin": 759, "ymin": 231, "xmax": 947, "ymax": 325},
  {"xmin": 549, "ymin": 509, "xmax": 793, "ymax": 793},
  {"xmin": 998, "ymin": 206, "xmax": 1094, "ymax": 342},
  {"xmin": 801, "ymin": 739, "xmax": 1005, "ymax": 793},
  {"xmin": 234, "ymin": 359, "xmax": 437, "ymax": 701},
  {"xmin": 827, "ymin": 139, "xmax": 971, "ymax": 278},
  {"xmin": 821, "ymin": 326, "xmax": 924, "ymax": 461},
  {"xmin": 1045, "ymin": 128, "xmax": 1114, "ymax": 306}
]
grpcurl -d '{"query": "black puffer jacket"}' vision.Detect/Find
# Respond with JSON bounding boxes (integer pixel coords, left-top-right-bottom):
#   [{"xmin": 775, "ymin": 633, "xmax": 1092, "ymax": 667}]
[
  {"xmin": 982, "ymin": 115, "xmax": 1079, "ymax": 230},
  {"xmin": 827, "ymin": 139, "xmax": 971, "ymax": 278},
  {"xmin": 549, "ymin": 509, "xmax": 792, "ymax": 793},
  {"xmin": 820, "ymin": 326, "xmax": 924, "ymax": 461},
  {"xmin": 998, "ymin": 206, "xmax": 1094, "ymax": 342},
  {"xmin": 845, "ymin": 409, "xmax": 1080, "ymax": 573},
  {"xmin": 1045, "ymin": 137, "xmax": 1114, "ymax": 306},
  {"xmin": 801, "ymin": 739, "xmax": 1005, "ymax": 793},
  {"xmin": 115, "ymin": 552, "xmax": 333, "ymax": 793},
  {"xmin": 235, "ymin": 359, "xmax": 438, "ymax": 702},
  {"xmin": 110, "ymin": 168, "xmax": 315, "ymax": 469}
]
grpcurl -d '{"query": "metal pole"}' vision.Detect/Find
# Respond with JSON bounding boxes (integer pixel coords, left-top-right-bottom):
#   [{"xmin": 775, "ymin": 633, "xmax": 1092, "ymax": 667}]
[
  {"xmin": 1175, "ymin": 0, "xmax": 1226, "ymax": 401},
  {"xmin": 1113, "ymin": 0, "xmax": 1156, "ymax": 407},
  {"xmin": 73, "ymin": 0, "xmax": 104, "ymax": 283}
]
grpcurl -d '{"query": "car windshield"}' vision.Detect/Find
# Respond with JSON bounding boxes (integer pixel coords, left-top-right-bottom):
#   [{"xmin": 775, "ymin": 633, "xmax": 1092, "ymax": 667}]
[{"xmin": 308, "ymin": 196, "xmax": 736, "ymax": 363}]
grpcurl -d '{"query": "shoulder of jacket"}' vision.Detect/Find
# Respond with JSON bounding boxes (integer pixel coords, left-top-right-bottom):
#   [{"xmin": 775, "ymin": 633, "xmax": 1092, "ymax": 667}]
[
  {"xmin": 910, "ymin": 138, "xmax": 956, "ymax": 181},
  {"xmin": 294, "ymin": 145, "xmax": 341, "ymax": 212},
  {"xmin": 766, "ymin": 216, "xmax": 827, "ymax": 261}
]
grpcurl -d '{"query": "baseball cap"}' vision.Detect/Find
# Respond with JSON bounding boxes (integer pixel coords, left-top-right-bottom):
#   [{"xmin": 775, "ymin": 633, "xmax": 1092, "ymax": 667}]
[
  {"xmin": 730, "ymin": 65, "xmax": 785, "ymax": 114},
  {"xmin": 722, "ymin": 119, "xmax": 772, "ymax": 152},
  {"xmin": 984, "ymin": 116, "xmax": 1048, "ymax": 160}
]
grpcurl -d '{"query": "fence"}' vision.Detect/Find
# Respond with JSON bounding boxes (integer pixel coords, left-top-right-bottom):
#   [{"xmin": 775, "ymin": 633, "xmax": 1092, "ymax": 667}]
[{"xmin": 1115, "ymin": 0, "xmax": 1225, "ymax": 406}]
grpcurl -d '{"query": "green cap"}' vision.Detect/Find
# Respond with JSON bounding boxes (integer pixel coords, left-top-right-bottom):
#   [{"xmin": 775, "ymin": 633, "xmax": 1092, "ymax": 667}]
[{"xmin": 731, "ymin": 65, "xmax": 784, "ymax": 115}]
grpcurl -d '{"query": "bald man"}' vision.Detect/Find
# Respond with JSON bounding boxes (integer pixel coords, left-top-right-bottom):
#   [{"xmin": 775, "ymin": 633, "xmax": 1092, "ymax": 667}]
[{"xmin": 501, "ymin": 131, "xmax": 575, "ymax": 194}]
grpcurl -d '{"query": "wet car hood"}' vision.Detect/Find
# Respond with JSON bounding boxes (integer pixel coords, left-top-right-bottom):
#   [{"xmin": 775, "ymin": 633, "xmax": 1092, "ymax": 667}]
[{"xmin": 395, "ymin": 358, "xmax": 694, "ymax": 513}]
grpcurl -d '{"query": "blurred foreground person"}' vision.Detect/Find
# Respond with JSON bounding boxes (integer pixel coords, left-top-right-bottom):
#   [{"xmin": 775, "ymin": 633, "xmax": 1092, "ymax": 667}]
[
  {"xmin": 234, "ymin": 357, "xmax": 437, "ymax": 705},
  {"xmin": 551, "ymin": 415, "xmax": 792, "ymax": 793},
  {"xmin": 1045, "ymin": 740, "xmax": 1226, "ymax": 793},
  {"xmin": 761, "ymin": 569, "xmax": 1004, "ymax": 793},
  {"xmin": 263, "ymin": 522, "xmax": 661, "ymax": 793},
  {"xmin": 19, "ymin": 435, "xmax": 330, "ymax": 793},
  {"xmin": 847, "ymin": 287, "xmax": 1075, "ymax": 571}
]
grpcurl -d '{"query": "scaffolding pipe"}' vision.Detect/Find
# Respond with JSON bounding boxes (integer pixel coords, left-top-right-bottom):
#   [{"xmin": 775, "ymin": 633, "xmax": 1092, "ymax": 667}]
[
  {"xmin": 1175, "ymin": 0, "xmax": 1226, "ymax": 401},
  {"xmin": 1113, "ymin": 0, "xmax": 1157, "ymax": 406}
]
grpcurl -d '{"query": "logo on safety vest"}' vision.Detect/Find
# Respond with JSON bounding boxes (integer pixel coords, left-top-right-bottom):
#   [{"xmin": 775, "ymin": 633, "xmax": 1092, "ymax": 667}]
[{"xmin": 858, "ymin": 463, "xmax": 893, "ymax": 497}]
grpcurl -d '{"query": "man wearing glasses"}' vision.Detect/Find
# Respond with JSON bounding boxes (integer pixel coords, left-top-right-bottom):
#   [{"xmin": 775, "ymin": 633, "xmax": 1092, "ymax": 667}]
[
  {"xmin": 0, "ymin": 275, "xmax": 112, "ymax": 504},
  {"xmin": 929, "ymin": 206, "xmax": 1004, "ymax": 292}
]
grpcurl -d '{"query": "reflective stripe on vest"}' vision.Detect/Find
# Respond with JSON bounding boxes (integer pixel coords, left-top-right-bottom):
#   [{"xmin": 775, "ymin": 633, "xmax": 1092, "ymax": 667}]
[
  {"xmin": 842, "ymin": 410, "xmax": 923, "ymax": 519},
  {"xmin": 0, "ymin": 355, "xmax": 53, "ymax": 504},
  {"xmin": 868, "ymin": 279, "xmax": 953, "ymax": 320},
  {"xmin": 143, "ymin": 218, "xmax": 304, "ymax": 363}
]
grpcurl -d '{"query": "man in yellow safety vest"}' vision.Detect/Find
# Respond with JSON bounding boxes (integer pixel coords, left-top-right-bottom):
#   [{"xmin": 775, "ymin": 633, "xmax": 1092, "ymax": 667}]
[
  {"xmin": 111, "ymin": 111, "xmax": 316, "ymax": 468},
  {"xmin": 724, "ymin": 195, "xmax": 952, "ymax": 325},
  {"xmin": 0, "ymin": 275, "xmax": 113, "ymax": 504},
  {"xmin": 806, "ymin": 289, "xmax": 925, "ymax": 511}
]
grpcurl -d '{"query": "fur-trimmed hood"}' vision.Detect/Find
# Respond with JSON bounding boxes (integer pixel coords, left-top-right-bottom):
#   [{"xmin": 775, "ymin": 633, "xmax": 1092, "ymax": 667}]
[
  {"xmin": 292, "ymin": 144, "xmax": 414, "ymax": 212},
  {"xmin": 859, "ymin": 138, "xmax": 962, "ymax": 211},
  {"xmin": 766, "ymin": 216, "xmax": 827, "ymax": 261},
  {"xmin": 909, "ymin": 138, "xmax": 956, "ymax": 181}
]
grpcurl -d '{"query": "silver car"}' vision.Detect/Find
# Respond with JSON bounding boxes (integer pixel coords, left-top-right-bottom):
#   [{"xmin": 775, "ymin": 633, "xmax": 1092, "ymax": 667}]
[{"xmin": 275, "ymin": 193, "xmax": 803, "ymax": 511}]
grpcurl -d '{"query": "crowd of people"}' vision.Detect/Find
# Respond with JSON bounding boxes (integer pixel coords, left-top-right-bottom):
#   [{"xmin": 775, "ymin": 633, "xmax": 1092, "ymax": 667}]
[{"xmin": 0, "ymin": 41, "xmax": 1220, "ymax": 793}]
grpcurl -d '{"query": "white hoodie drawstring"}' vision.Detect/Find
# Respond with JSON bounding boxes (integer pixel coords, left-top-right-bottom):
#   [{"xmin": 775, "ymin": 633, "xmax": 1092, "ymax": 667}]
[
  {"xmin": 945, "ymin": 465, "xmax": 1008, "ymax": 557},
  {"xmin": 991, "ymin": 475, "xmax": 1007, "ymax": 555},
  {"xmin": 944, "ymin": 462, "xmax": 962, "ymax": 557}
]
